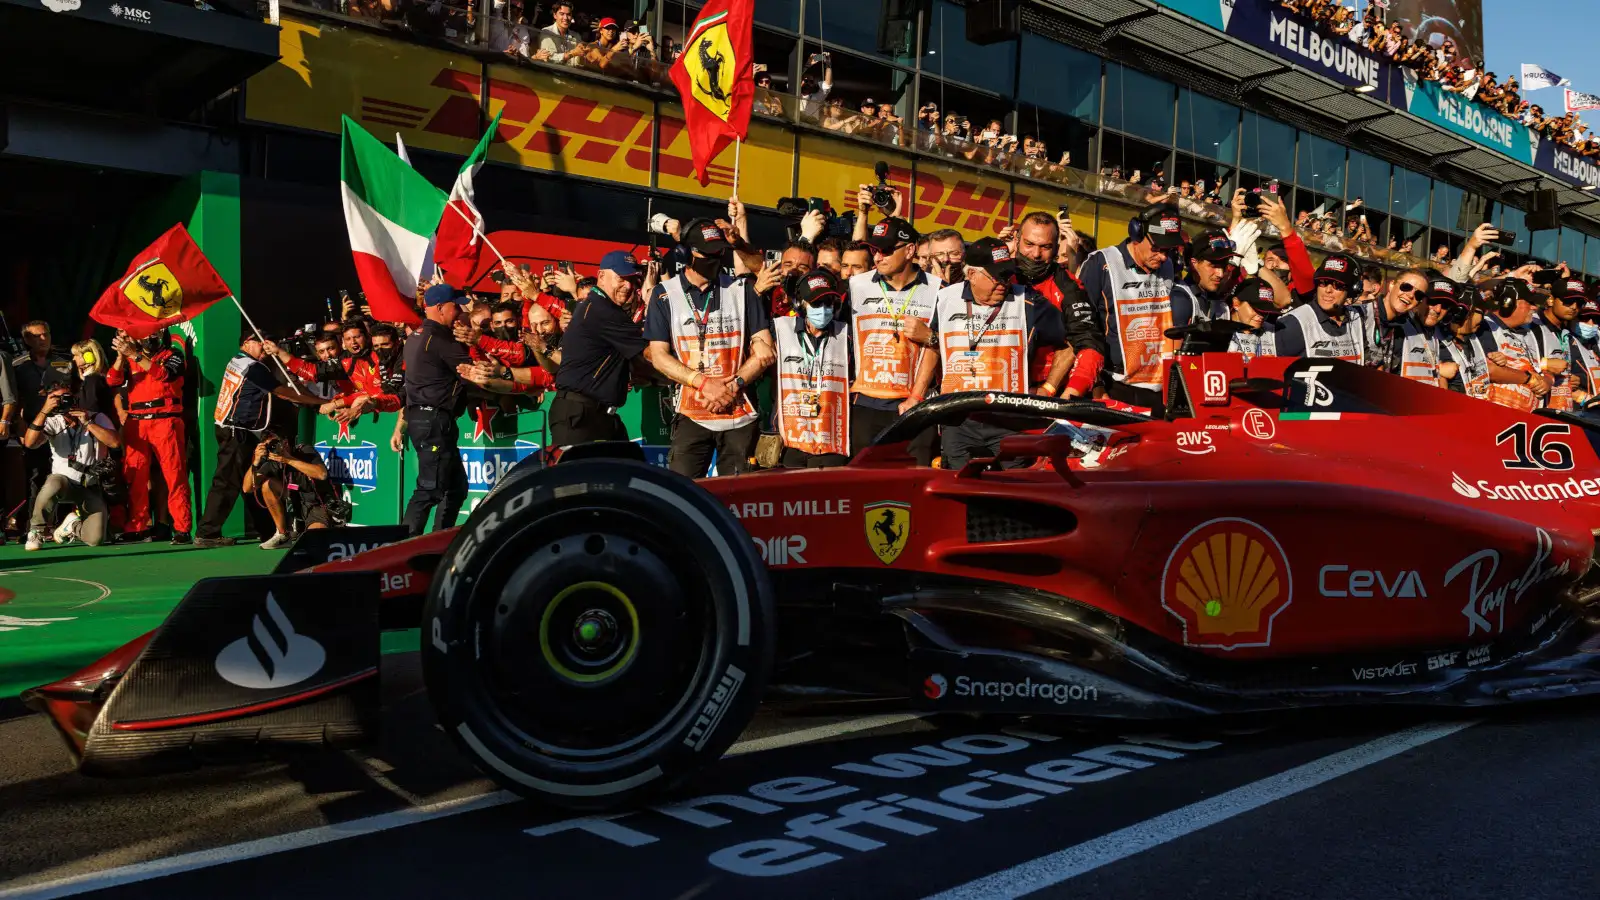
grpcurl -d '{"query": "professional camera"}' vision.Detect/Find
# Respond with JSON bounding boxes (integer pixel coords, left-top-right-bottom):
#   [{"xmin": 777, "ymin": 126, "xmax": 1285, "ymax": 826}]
[
  {"xmin": 868, "ymin": 161, "xmax": 897, "ymax": 214},
  {"xmin": 71, "ymin": 457, "xmax": 126, "ymax": 504}
]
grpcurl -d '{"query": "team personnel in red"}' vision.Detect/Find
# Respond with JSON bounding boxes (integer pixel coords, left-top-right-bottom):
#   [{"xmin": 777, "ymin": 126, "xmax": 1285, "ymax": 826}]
[
  {"xmin": 1005, "ymin": 210, "xmax": 1106, "ymax": 399},
  {"xmin": 316, "ymin": 324, "xmax": 403, "ymax": 420},
  {"xmin": 107, "ymin": 329, "xmax": 192, "ymax": 544}
]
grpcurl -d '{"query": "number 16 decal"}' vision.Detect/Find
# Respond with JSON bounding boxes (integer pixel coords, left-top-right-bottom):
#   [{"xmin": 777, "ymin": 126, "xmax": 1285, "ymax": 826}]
[{"xmin": 1497, "ymin": 422, "xmax": 1574, "ymax": 471}]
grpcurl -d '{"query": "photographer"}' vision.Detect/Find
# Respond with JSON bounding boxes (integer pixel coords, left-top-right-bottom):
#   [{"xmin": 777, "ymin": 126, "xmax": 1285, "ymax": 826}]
[
  {"xmin": 21, "ymin": 376, "xmax": 121, "ymax": 551},
  {"xmin": 243, "ymin": 434, "xmax": 337, "ymax": 549}
]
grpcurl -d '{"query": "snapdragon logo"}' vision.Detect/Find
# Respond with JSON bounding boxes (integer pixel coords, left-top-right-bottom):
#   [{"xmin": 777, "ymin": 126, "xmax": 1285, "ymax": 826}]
[
  {"xmin": 214, "ymin": 593, "xmax": 326, "ymax": 690},
  {"xmin": 939, "ymin": 674, "xmax": 1099, "ymax": 705},
  {"xmin": 1450, "ymin": 471, "xmax": 1600, "ymax": 502}
]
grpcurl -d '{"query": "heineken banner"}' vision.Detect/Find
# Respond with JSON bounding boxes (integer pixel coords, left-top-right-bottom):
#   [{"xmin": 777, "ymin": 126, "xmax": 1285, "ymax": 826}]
[{"xmin": 1152, "ymin": 0, "xmax": 1593, "ymax": 193}]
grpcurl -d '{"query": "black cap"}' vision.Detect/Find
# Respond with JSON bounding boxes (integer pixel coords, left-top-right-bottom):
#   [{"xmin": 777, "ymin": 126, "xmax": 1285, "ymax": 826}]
[
  {"xmin": 682, "ymin": 218, "xmax": 732, "ymax": 256},
  {"xmin": 793, "ymin": 268, "xmax": 844, "ymax": 306},
  {"xmin": 1313, "ymin": 253, "xmax": 1361, "ymax": 291},
  {"xmin": 1555, "ymin": 277, "xmax": 1588, "ymax": 302},
  {"xmin": 1232, "ymin": 277, "xmax": 1279, "ymax": 312},
  {"xmin": 964, "ymin": 237, "xmax": 1018, "ymax": 280},
  {"xmin": 867, "ymin": 217, "xmax": 917, "ymax": 252},
  {"xmin": 38, "ymin": 366, "xmax": 72, "ymax": 395},
  {"xmin": 1190, "ymin": 228, "xmax": 1239, "ymax": 263},
  {"xmin": 1138, "ymin": 204, "xmax": 1186, "ymax": 249},
  {"xmin": 1579, "ymin": 297, "xmax": 1600, "ymax": 320},
  {"xmin": 1426, "ymin": 277, "xmax": 1461, "ymax": 305},
  {"xmin": 1497, "ymin": 277, "xmax": 1540, "ymax": 308}
]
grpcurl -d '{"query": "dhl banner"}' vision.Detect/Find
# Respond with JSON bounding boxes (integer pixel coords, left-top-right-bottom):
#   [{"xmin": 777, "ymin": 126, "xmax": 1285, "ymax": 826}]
[
  {"xmin": 1009, "ymin": 184, "xmax": 1096, "ymax": 236},
  {"xmin": 484, "ymin": 63, "xmax": 654, "ymax": 186},
  {"xmin": 246, "ymin": 17, "xmax": 482, "ymax": 157},
  {"xmin": 1095, "ymin": 201, "xmax": 1141, "ymax": 250},
  {"xmin": 910, "ymin": 160, "xmax": 1015, "ymax": 241},
  {"xmin": 658, "ymin": 105, "xmax": 793, "ymax": 208},
  {"xmin": 796, "ymin": 135, "xmax": 913, "ymax": 221}
]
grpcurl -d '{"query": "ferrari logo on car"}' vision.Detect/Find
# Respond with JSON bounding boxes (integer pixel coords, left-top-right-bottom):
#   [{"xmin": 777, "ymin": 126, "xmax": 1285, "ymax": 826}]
[
  {"xmin": 865, "ymin": 500, "xmax": 910, "ymax": 564},
  {"xmin": 1160, "ymin": 517, "xmax": 1293, "ymax": 650}
]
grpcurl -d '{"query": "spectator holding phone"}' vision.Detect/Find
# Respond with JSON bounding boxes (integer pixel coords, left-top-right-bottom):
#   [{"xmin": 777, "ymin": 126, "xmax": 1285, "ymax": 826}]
[{"xmin": 20, "ymin": 374, "xmax": 120, "ymax": 550}]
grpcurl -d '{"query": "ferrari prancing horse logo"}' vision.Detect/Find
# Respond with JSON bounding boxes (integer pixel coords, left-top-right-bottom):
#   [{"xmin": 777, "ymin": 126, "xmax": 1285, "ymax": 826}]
[
  {"xmin": 865, "ymin": 500, "xmax": 910, "ymax": 565},
  {"xmin": 683, "ymin": 12, "xmax": 736, "ymax": 122},
  {"xmin": 121, "ymin": 259, "xmax": 184, "ymax": 320}
]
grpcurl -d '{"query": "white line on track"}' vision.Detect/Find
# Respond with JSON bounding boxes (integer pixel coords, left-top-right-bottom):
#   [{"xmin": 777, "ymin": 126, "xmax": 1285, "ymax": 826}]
[
  {"xmin": 919, "ymin": 719, "xmax": 1479, "ymax": 900},
  {"xmin": 0, "ymin": 712, "xmax": 929, "ymax": 900}
]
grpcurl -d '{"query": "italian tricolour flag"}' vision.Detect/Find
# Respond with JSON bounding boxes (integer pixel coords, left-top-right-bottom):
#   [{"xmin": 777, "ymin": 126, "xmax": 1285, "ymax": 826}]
[
  {"xmin": 340, "ymin": 115, "xmax": 447, "ymax": 326},
  {"xmin": 433, "ymin": 110, "xmax": 503, "ymax": 288}
]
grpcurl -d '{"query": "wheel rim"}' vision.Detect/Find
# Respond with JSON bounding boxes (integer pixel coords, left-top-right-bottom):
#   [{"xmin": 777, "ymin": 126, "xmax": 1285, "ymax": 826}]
[{"xmin": 462, "ymin": 506, "xmax": 717, "ymax": 761}]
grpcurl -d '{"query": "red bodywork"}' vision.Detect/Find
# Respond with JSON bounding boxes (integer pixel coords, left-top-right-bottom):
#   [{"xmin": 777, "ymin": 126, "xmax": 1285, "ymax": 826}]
[{"xmin": 306, "ymin": 353, "xmax": 1600, "ymax": 660}]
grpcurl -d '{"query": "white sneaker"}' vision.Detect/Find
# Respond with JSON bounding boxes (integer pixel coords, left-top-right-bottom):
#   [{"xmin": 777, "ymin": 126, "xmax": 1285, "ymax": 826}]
[
  {"xmin": 259, "ymin": 532, "xmax": 291, "ymax": 550},
  {"xmin": 24, "ymin": 530, "xmax": 43, "ymax": 552},
  {"xmin": 53, "ymin": 511, "xmax": 81, "ymax": 545}
]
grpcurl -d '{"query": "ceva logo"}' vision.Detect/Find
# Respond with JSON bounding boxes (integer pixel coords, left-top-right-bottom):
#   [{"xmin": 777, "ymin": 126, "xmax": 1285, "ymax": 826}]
[
  {"xmin": 214, "ymin": 593, "xmax": 326, "ymax": 690},
  {"xmin": 1451, "ymin": 472, "xmax": 1482, "ymax": 498},
  {"xmin": 462, "ymin": 440, "xmax": 539, "ymax": 493},
  {"xmin": 316, "ymin": 440, "xmax": 379, "ymax": 493},
  {"xmin": 923, "ymin": 674, "xmax": 948, "ymax": 699}
]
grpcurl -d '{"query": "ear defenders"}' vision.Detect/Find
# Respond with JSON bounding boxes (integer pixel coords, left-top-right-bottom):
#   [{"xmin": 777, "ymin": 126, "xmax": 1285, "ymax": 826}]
[
  {"xmin": 1492, "ymin": 280, "xmax": 1527, "ymax": 318},
  {"xmin": 1127, "ymin": 203, "xmax": 1171, "ymax": 243}
]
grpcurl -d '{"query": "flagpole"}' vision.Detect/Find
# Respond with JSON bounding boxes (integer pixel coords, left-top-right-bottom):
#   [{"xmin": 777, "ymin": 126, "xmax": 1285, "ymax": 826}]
[
  {"xmin": 445, "ymin": 201, "xmax": 511, "ymax": 270},
  {"xmin": 732, "ymin": 137, "xmax": 742, "ymax": 198},
  {"xmin": 229, "ymin": 295, "xmax": 297, "ymax": 385}
]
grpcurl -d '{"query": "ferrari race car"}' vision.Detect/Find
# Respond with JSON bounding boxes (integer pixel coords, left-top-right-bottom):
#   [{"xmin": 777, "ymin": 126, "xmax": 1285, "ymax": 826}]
[{"xmin": 24, "ymin": 322, "xmax": 1600, "ymax": 811}]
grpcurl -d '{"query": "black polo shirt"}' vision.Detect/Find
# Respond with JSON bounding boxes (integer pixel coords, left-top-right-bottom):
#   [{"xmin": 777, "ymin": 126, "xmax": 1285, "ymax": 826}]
[
  {"xmin": 403, "ymin": 319, "xmax": 472, "ymax": 411},
  {"xmin": 12, "ymin": 351, "xmax": 71, "ymax": 421},
  {"xmin": 554, "ymin": 290, "xmax": 648, "ymax": 409}
]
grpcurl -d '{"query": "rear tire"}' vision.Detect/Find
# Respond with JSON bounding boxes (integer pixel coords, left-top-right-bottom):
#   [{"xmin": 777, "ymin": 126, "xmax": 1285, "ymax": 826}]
[{"xmin": 422, "ymin": 458, "xmax": 773, "ymax": 810}]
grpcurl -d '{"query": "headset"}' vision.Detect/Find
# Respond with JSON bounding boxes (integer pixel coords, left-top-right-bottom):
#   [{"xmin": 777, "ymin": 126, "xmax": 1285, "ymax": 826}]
[
  {"xmin": 1491, "ymin": 279, "xmax": 1527, "ymax": 318},
  {"xmin": 1127, "ymin": 203, "xmax": 1177, "ymax": 244}
]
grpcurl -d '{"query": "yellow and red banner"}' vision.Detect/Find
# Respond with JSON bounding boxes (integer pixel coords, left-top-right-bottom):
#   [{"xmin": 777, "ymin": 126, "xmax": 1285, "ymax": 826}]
[{"xmin": 667, "ymin": 0, "xmax": 755, "ymax": 186}]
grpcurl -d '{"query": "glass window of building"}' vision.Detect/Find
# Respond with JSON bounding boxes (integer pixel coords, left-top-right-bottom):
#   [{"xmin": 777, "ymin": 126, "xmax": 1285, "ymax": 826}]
[
  {"xmin": 1589, "ymin": 235, "xmax": 1600, "ymax": 275},
  {"xmin": 1104, "ymin": 64, "xmax": 1175, "ymax": 147},
  {"xmin": 802, "ymin": 0, "xmax": 896, "ymax": 61},
  {"xmin": 1175, "ymin": 89, "xmax": 1238, "ymax": 164},
  {"xmin": 1532, "ymin": 223, "xmax": 1559, "ymax": 263},
  {"xmin": 917, "ymin": 78, "xmax": 1019, "ymax": 163},
  {"xmin": 1239, "ymin": 111, "xmax": 1295, "ymax": 183},
  {"xmin": 1295, "ymin": 132, "xmax": 1345, "ymax": 199},
  {"xmin": 1345, "ymin": 150, "xmax": 1390, "ymax": 211},
  {"xmin": 1429, "ymin": 181, "xmax": 1463, "ymax": 233},
  {"xmin": 1172, "ymin": 153, "xmax": 1234, "ymax": 204},
  {"xmin": 1018, "ymin": 33, "xmax": 1099, "ymax": 122},
  {"xmin": 923, "ymin": 1, "xmax": 1017, "ymax": 96},
  {"xmin": 1098, "ymin": 131, "xmax": 1172, "ymax": 188},
  {"xmin": 1016, "ymin": 103, "xmax": 1094, "ymax": 172},
  {"xmin": 753, "ymin": 0, "xmax": 799, "ymax": 31},
  {"xmin": 1390, "ymin": 167, "xmax": 1429, "ymax": 222}
]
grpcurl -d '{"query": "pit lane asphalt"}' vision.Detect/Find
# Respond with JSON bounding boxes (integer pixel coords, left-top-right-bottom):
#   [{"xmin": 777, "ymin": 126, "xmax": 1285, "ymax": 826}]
[{"xmin": 3, "ymin": 654, "xmax": 1599, "ymax": 900}]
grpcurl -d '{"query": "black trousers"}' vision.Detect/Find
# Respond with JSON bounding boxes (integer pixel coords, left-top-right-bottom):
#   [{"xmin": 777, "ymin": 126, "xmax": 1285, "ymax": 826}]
[
  {"xmin": 197, "ymin": 426, "xmax": 276, "ymax": 540},
  {"xmin": 940, "ymin": 420, "xmax": 1032, "ymax": 472},
  {"xmin": 550, "ymin": 392, "xmax": 629, "ymax": 448},
  {"xmin": 404, "ymin": 407, "xmax": 467, "ymax": 536},
  {"xmin": 780, "ymin": 448, "xmax": 850, "ymax": 469},
  {"xmin": 668, "ymin": 415, "xmax": 756, "ymax": 478},
  {"xmin": 849, "ymin": 400, "xmax": 938, "ymax": 465}
]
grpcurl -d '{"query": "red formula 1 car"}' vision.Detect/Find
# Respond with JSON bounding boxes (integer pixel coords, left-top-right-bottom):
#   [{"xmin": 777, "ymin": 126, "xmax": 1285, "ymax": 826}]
[{"xmin": 26, "ymin": 323, "xmax": 1600, "ymax": 810}]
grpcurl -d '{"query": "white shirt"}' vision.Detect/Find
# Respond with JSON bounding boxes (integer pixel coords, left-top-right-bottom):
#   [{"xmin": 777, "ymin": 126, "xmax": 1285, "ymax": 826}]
[{"xmin": 41, "ymin": 412, "xmax": 113, "ymax": 482}]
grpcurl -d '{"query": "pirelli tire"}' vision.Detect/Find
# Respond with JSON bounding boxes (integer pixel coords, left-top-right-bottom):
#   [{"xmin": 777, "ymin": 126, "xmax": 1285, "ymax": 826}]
[{"xmin": 421, "ymin": 457, "xmax": 774, "ymax": 811}]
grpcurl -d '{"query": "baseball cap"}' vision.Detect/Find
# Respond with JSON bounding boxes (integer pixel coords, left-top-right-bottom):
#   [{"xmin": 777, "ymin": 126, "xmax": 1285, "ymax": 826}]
[
  {"xmin": 1313, "ymin": 253, "xmax": 1360, "ymax": 291},
  {"xmin": 1555, "ymin": 277, "xmax": 1588, "ymax": 302},
  {"xmin": 1232, "ymin": 277, "xmax": 1279, "ymax": 313},
  {"xmin": 1139, "ymin": 204, "xmax": 1186, "ymax": 249},
  {"xmin": 597, "ymin": 17, "xmax": 618, "ymax": 28},
  {"xmin": 867, "ymin": 217, "xmax": 918, "ymax": 252},
  {"xmin": 423, "ymin": 283, "xmax": 466, "ymax": 307},
  {"xmin": 1578, "ymin": 297, "xmax": 1600, "ymax": 320},
  {"xmin": 1190, "ymin": 228, "xmax": 1239, "ymax": 263},
  {"xmin": 964, "ymin": 237, "xmax": 1018, "ymax": 281},
  {"xmin": 682, "ymin": 218, "xmax": 732, "ymax": 256},
  {"xmin": 1497, "ymin": 277, "xmax": 1540, "ymax": 308},
  {"xmin": 598, "ymin": 250, "xmax": 640, "ymax": 278},
  {"xmin": 794, "ymin": 268, "xmax": 844, "ymax": 306},
  {"xmin": 1426, "ymin": 277, "xmax": 1460, "ymax": 305}
]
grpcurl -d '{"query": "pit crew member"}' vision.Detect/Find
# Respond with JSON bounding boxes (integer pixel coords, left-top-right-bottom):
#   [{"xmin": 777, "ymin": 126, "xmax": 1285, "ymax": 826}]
[
  {"xmin": 1075, "ymin": 203, "xmax": 1182, "ymax": 411},
  {"xmin": 106, "ymin": 329, "xmax": 192, "ymax": 543},
  {"xmin": 1274, "ymin": 253, "xmax": 1373, "ymax": 361},
  {"xmin": 1438, "ymin": 283, "xmax": 1491, "ymax": 399},
  {"xmin": 1226, "ymin": 277, "xmax": 1284, "ymax": 361},
  {"xmin": 775, "ymin": 268, "xmax": 853, "ymax": 467},
  {"xmin": 1529, "ymin": 275, "xmax": 1581, "ymax": 411},
  {"xmin": 1170, "ymin": 228, "xmax": 1240, "ymax": 326},
  {"xmin": 846, "ymin": 217, "xmax": 938, "ymax": 460},
  {"xmin": 1479, "ymin": 277, "xmax": 1550, "ymax": 412},
  {"xmin": 1008, "ymin": 211, "xmax": 1106, "ymax": 402},
  {"xmin": 1570, "ymin": 293, "xmax": 1600, "ymax": 403}
]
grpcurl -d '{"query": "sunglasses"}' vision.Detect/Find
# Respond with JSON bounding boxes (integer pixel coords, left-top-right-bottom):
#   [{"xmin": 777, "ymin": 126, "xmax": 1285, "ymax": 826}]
[{"xmin": 1395, "ymin": 282, "xmax": 1427, "ymax": 295}]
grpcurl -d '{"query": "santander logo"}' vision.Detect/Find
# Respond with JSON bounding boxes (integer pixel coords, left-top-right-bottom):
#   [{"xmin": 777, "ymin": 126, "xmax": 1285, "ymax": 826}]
[
  {"xmin": 1451, "ymin": 473, "xmax": 1482, "ymax": 498},
  {"xmin": 214, "ymin": 593, "xmax": 327, "ymax": 690},
  {"xmin": 923, "ymin": 674, "xmax": 948, "ymax": 699}
]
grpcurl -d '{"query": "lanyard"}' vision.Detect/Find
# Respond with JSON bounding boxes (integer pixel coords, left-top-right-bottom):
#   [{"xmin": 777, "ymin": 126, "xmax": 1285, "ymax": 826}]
[
  {"xmin": 797, "ymin": 326, "xmax": 827, "ymax": 392},
  {"xmin": 688, "ymin": 281, "xmax": 715, "ymax": 369},
  {"xmin": 966, "ymin": 297, "xmax": 1006, "ymax": 354},
  {"xmin": 878, "ymin": 279, "xmax": 920, "ymax": 339}
]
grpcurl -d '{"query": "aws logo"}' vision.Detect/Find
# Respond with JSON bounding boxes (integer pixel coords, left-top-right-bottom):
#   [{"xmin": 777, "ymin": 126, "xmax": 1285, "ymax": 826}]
[{"xmin": 360, "ymin": 70, "xmax": 735, "ymax": 187}]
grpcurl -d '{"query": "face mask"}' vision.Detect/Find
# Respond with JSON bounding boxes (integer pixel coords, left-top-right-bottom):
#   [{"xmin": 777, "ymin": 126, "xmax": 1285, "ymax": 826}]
[
  {"xmin": 1579, "ymin": 322, "xmax": 1598, "ymax": 342},
  {"xmin": 494, "ymin": 326, "xmax": 520, "ymax": 341},
  {"xmin": 1016, "ymin": 255, "xmax": 1053, "ymax": 283},
  {"xmin": 805, "ymin": 305, "xmax": 835, "ymax": 329},
  {"xmin": 689, "ymin": 254, "xmax": 722, "ymax": 280}
]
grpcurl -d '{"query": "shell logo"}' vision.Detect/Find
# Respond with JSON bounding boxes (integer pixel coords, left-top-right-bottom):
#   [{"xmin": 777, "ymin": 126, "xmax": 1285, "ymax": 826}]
[{"xmin": 1160, "ymin": 517, "xmax": 1293, "ymax": 650}]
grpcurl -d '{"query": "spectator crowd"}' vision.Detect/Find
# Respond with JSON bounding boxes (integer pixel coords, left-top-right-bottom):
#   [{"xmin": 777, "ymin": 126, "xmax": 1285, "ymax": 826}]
[{"xmin": 9, "ymin": 166, "xmax": 1595, "ymax": 551}]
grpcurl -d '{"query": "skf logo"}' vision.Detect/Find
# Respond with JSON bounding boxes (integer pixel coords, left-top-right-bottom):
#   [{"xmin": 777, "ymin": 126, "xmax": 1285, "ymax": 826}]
[{"xmin": 923, "ymin": 674, "xmax": 948, "ymax": 699}]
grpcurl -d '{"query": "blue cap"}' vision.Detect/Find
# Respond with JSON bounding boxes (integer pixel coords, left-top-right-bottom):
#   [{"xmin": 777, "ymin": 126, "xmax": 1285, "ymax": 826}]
[
  {"xmin": 423, "ymin": 283, "xmax": 465, "ymax": 307},
  {"xmin": 599, "ymin": 250, "xmax": 641, "ymax": 277}
]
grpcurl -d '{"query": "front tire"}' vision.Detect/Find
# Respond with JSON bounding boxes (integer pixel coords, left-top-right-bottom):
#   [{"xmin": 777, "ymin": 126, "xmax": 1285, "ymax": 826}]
[{"xmin": 422, "ymin": 458, "xmax": 773, "ymax": 810}]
